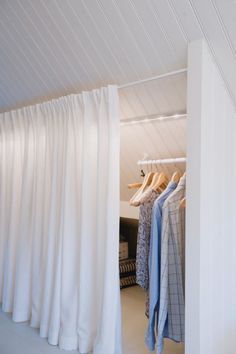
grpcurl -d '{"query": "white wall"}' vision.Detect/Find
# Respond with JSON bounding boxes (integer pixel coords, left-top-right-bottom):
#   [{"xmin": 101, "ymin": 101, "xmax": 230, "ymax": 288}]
[
  {"xmin": 186, "ymin": 40, "xmax": 236, "ymax": 354},
  {"xmin": 120, "ymin": 201, "xmax": 139, "ymax": 220}
]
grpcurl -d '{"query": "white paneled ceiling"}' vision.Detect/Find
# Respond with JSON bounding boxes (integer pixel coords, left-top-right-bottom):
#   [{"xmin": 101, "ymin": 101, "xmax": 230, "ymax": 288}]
[
  {"xmin": 1, "ymin": 0, "xmax": 236, "ymax": 201},
  {"xmin": 0, "ymin": 0, "xmax": 236, "ymax": 112},
  {"xmin": 119, "ymin": 72, "xmax": 187, "ymax": 120}
]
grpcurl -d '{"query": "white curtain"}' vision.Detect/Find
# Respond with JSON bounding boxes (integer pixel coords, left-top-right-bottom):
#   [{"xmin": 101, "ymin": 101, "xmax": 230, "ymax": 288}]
[{"xmin": 0, "ymin": 86, "xmax": 122, "ymax": 354}]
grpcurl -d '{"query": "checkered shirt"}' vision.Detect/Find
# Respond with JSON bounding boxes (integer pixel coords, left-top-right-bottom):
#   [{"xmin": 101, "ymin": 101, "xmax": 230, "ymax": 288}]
[{"xmin": 157, "ymin": 176, "xmax": 186, "ymax": 354}]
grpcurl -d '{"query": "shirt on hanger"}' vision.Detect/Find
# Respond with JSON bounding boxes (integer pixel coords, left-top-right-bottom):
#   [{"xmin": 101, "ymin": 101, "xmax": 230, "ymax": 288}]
[
  {"xmin": 145, "ymin": 181, "xmax": 178, "ymax": 351},
  {"xmin": 136, "ymin": 190, "xmax": 159, "ymax": 291},
  {"xmin": 157, "ymin": 176, "xmax": 186, "ymax": 354},
  {"xmin": 133, "ymin": 187, "xmax": 153, "ymax": 206}
]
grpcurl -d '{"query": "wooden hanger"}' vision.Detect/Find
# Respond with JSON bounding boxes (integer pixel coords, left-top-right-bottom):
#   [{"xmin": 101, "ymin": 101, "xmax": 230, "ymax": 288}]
[
  {"xmin": 129, "ymin": 172, "xmax": 154, "ymax": 206},
  {"xmin": 180, "ymin": 197, "xmax": 186, "ymax": 208},
  {"xmin": 128, "ymin": 182, "xmax": 143, "ymax": 189},
  {"xmin": 171, "ymin": 171, "xmax": 181, "ymax": 183},
  {"xmin": 149, "ymin": 172, "xmax": 166, "ymax": 193},
  {"xmin": 152, "ymin": 172, "xmax": 168, "ymax": 192},
  {"xmin": 149, "ymin": 172, "xmax": 159, "ymax": 188},
  {"xmin": 138, "ymin": 171, "xmax": 154, "ymax": 191}
]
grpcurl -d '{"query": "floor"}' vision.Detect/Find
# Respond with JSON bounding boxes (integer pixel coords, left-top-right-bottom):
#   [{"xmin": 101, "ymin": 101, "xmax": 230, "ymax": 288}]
[
  {"xmin": 0, "ymin": 309, "xmax": 72, "ymax": 354},
  {"xmin": 0, "ymin": 286, "xmax": 184, "ymax": 354},
  {"xmin": 121, "ymin": 286, "xmax": 184, "ymax": 354}
]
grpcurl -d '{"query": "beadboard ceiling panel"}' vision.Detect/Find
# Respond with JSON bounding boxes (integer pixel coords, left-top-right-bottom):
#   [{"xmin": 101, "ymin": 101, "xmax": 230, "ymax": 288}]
[
  {"xmin": 214, "ymin": 0, "xmax": 236, "ymax": 51},
  {"xmin": 1, "ymin": 0, "xmax": 236, "ymax": 202},
  {"xmin": 196, "ymin": 0, "xmax": 236, "ymax": 101},
  {"xmin": 119, "ymin": 72, "xmax": 187, "ymax": 120},
  {"xmin": 1, "ymin": 0, "xmax": 236, "ymax": 112}
]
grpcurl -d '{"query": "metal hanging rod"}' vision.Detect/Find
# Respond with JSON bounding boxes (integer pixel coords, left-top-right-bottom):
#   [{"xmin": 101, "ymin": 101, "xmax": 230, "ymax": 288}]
[
  {"xmin": 120, "ymin": 112, "xmax": 187, "ymax": 126},
  {"xmin": 138, "ymin": 157, "xmax": 186, "ymax": 166},
  {"xmin": 118, "ymin": 68, "xmax": 187, "ymax": 90}
]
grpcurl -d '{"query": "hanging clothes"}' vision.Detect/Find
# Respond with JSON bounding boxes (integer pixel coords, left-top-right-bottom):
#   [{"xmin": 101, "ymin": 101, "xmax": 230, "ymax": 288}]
[
  {"xmin": 133, "ymin": 186, "xmax": 155, "ymax": 206},
  {"xmin": 136, "ymin": 189, "xmax": 159, "ymax": 290},
  {"xmin": 145, "ymin": 181, "xmax": 178, "ymax": 351},
  {"xmin": 157, "ymin": 175, "xmax": 186, "ymax": 354}
]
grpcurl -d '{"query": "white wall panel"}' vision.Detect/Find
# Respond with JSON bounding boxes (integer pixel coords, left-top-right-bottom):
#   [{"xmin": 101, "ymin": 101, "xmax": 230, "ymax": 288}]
[{"xmin": 186, "ymin": 39, "xmax": 236, "ymax": 354}]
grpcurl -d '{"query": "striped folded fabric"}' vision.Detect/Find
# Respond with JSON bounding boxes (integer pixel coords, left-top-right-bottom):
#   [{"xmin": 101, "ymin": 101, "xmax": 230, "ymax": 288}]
[
  {"xmin": 120, "ymin": 275, "xmax": 137, "ymax": 289},
  {"xmin": 119, "ymin": 258, "xmax": 136, "ymax": 289},
  {"xmin": 119, "ymin": 258, "xmax": 136, "ymax": 274}
]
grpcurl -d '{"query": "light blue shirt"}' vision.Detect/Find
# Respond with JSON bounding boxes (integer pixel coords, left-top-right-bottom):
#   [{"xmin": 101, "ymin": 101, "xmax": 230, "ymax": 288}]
[
  {"xmin": 145, "ymin": 181, "xmax": 177, "ymax": 351},
  {"xmin": 157, "ymin": 176, "xmax": 186, "ymax": 354}
]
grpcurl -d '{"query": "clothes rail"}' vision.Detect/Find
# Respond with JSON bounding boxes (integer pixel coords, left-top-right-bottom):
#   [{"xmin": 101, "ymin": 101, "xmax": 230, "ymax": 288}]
[
  {"xmin": 137, "ymin": 157, "xmax": 186, "ymax": 166},
  {"xmin": 118, "ymin": 68, "xmax": 187, "ymax": 90},
  {"xmin": 120, "ymin": 112, "xmax": 187, "ymax": 126}
]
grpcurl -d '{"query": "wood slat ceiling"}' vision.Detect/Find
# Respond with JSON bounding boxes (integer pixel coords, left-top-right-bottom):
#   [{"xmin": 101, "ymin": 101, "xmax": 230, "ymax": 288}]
[{"xmin": 0, "ymin": 0, "xmax": 236, "ymax": 113}]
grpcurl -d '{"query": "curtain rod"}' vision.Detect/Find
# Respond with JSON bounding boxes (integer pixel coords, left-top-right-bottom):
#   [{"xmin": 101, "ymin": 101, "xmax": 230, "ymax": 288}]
[
  {"xmin": 118, "ymin": 68, "xmax": 187, "ymax": 90},
  {"xmin": 138, "ymin": 157, "xmax": 186, "ymax": 166},
  {"xmin": 1, "ymin": 69, "xmax": 188, "ymax": 115}
]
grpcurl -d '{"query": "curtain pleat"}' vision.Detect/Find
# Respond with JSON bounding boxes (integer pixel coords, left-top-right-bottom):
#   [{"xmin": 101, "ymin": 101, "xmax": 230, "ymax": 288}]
[{"xmin": 0, "ymin": 86, "xmax": 122, "ymax": 353}]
